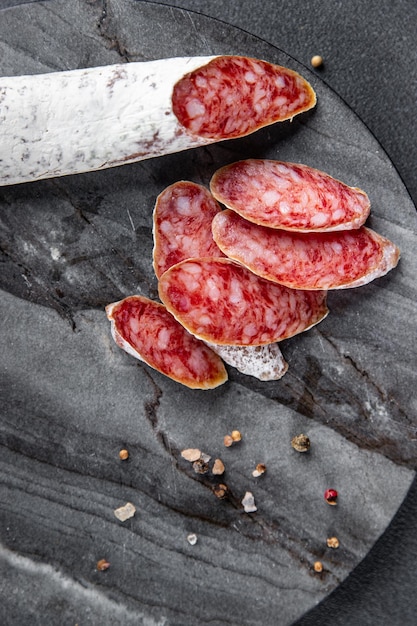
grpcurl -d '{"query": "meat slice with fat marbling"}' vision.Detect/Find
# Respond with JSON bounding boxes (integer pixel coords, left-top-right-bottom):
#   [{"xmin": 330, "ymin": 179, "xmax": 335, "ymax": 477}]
[
  {"xmin": 106, "ymin": 295, "xmax": 227, "ymax": 389},
  {"xmin": 158, "ymin": 258, "xmax": 328, "ymax": 346},
  {"xmin": 210, "ymin": 159, "xmax": 370, "ymax": 232},
  {"xmin": 212, "ymin": 209, "xmax": 400, "ymax": 289}
]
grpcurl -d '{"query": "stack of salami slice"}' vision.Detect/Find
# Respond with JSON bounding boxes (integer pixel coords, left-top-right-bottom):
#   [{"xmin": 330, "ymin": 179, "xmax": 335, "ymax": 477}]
[{"xmin": 106, "ymin": 160, "xmax": 399, "ymax": 389}]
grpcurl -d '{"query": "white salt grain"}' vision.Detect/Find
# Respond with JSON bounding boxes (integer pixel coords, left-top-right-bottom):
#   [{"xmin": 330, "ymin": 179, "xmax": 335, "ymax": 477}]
[
  {"xmin": 187, "ymin": 533, "xmax": 198, "ymax": 545},
  {"xmin": 242, "ymin": 491, "xmax": 257, "ymax": 513},
  {"xmin": 114, "ymin": 502, "xmax": 136, "ymax": 522}
]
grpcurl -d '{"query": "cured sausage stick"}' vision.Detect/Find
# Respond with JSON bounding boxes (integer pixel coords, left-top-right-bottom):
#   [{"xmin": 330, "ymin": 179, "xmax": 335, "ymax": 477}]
[{"xmin": 0, "ymin": 56, "xmax": 316, "ymax": 186}]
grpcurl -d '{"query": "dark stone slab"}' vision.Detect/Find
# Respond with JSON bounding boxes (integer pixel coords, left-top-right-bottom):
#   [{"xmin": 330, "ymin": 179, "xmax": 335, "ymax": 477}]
[{"xmin": 0, "ymin": 2, "xmax": 416, "ymax": 625}]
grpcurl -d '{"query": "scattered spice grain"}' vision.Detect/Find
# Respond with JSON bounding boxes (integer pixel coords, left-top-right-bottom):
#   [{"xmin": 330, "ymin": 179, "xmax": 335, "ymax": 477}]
[
  {"xmin": 213, "ymin": 484, "xmax": 228, "ymax": 499},
  {"xmin": 324, "ymin": 489, "xmax": 338, "ymax": 505},
  {"xmin": 181, "ymin": 448, "xmax": 201, "ymax": 462},
  {"xmin": 96, "ymin": 559, "xmax": 110, "ymax": 571},
  {"xmin": 223, "ymin": 434, "xmax": 234, "ymax": 447},
  {"xmin": 193, "ymin": 458, "xmax": 209, "ymax": 474},
  {"xmin": 327, "ymin": 536, "xmax": 340, "ymax": 549},
  {"xmin": 313, "ymin": 560, "xmax": 323, "ymax": 573},
  {"xmin": 252, "ymin": 463, "xmax": 266, "ymax": 477},
  {"xmin": 119, "ymin": 449, "xmax": 129, "ymax": 461},
  {"xmin": 311, "ymin": 55, "xmax": 323, "ymax": 68},
  {"xmin": 291, "ymin": 434, "xmax": 310, "ymax": 453},
  {"xmin": 231, "ymin": 430, "xmax": 242, "ymax": 442},
  {"xmin": 212, "ymin": 458, "xmax": 225, "ymax": 475}
]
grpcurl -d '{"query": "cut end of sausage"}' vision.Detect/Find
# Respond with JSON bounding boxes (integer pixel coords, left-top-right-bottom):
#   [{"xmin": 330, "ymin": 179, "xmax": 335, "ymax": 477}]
[
  {"xmin": 172, "ymin": 56, "xmax": 316, "ymax": 140},
  {"xmin": 106, "ymin": 295, "xmax": 228, "ymax": 390}
]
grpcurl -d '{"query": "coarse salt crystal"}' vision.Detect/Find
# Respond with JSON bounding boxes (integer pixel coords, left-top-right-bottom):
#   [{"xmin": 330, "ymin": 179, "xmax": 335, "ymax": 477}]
[
  {"xmin": 187, "ymin": 533, "xmax": 198, "ymax": 545},
  {"xmin": 241, "ymin": 491, "xmax": 257, "ymax": 513},
  {"xmin": 114, "ymin": 502, "xmax": 136, "ymax": 522}
]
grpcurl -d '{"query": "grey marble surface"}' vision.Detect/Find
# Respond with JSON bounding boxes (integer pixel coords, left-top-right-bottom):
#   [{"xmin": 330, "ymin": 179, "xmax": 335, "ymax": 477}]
[{"xmin": 1, "ymin": 1, "xmax": 416, "ymax": 625}]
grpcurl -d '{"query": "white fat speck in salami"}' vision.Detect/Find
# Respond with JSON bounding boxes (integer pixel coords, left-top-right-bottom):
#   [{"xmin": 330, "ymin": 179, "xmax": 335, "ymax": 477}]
[
  {"xmin": 210, "ymin": 160, "xmax": 370, "ymax": 232},
  {"xmin": 105, "ymin": 295, "xmax": 227, "ymax": 389},
  {"xmin": 152, "ymin": 181, "xmax": 288, "ymax": 380},
  {"xmin": 152, "ymin": 181, "xmax": 225, "ymax": 279},
  {"xmin": 212, "ymin": 210, "xmax": 400, "ymax": 290},
  {"xmin": 172, "ymin": 56, "xmax": 316, "ymax": 139},
  {"xmin": 158, "ymin": 258, "xmax": 328, "ymax": 346}
]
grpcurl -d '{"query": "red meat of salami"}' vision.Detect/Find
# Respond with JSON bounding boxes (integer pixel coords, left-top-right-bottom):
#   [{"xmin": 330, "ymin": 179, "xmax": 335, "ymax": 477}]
[
  {"xmin": 212, "ymin": 210, "xmax": 400, "ymax": 290},
  {"xmin": 172, "ymin": 56, "xmax": 316, "ymax": 140},
  {"xmin": 210, "ymin": 160, "xmax": 370, "ymax": 231},
  {"xmin": 106, "ymin": 296, "xmax": 227, "ymax": 389},
  {"xmin": 158, "ymin": 258, "xmax": 328, "ymax": 346},
  {"xmin": 153, "ymin": 181, "xmax": 288, "ymax": 380},
  {"xmin": 153, "ymin": 181, "xmax": 225, "ymax": 279}
]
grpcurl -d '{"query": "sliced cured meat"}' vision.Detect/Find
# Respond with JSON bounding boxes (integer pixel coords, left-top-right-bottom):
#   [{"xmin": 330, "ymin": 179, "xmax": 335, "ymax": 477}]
[
  {"xmin": 205, "ymin": 342, "xmax": 288, "ymax": 380},
  {"xmin": 210, "ymin": 159, "xmax": 370, "ymax": 232},
  {"xmin": 106, "ymin": 295, "xmax": 227, "ymax": 389},
  {"xmin": 212, "ymin": 210, "xmax": 400, "ymax": 290},
  {"xmin": 153, "ymin": 181, "xmax": 225, "ymax": 279},
  {"xmin": 172, "ymin": 56, "xmax": 316, "ymax": 140},
  {"xmin": 158, "ymin": 258, "xmax": 328, "ymax": 346},
  {"xmin": 153, "ymin": 181, "xmax": 287, "ymax": 380}
]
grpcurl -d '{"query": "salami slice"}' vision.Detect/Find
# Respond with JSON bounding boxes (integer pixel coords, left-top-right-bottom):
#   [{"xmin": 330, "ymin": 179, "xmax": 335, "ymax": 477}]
[
  {"xmin": 153, "ymin": 181, "xmax": 288, "ymax": 380},
  {"xmin": 172, "ymin": 56, "xmax": 316, "ymax": 140},
  {"xmin": 153, "ymin": 181, "xmax": 225, "ymax": 279},
  {"xmin": 158, "ymin": 258, "xmax": 328, "ymax": 346},
  {"xmin": 106, "ymin": 295, "xmax": 227, "ymax": 389},
  {"xmin": 210, "ymin": 160, "xmax": 370, "ymax": 232},
  {"xmin": 212, "ymin": 210, "xmax": 400, "ymax": 290}
]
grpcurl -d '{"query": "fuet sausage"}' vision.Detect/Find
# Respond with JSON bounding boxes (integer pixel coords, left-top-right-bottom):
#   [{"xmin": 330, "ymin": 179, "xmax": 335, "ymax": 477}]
[
  {"xmin": 172, "ymin": 56, "xmax": 316, "ymax": 139},
  {"xmin": 210, "ymin": 159, "xmax": 370, "ymax": 232},
  {"xmin": 0, "ymin": 57, "xmax": 315, "ymax": 186},
  {"xmin": 212, "ymin": 209, "xmax": 400, "ymax": 289}
]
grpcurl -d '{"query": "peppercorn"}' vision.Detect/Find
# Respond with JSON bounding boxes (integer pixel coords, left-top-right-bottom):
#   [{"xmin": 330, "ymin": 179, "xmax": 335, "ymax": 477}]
[
  {"xmin": 96, "ymin": 559, "xmax": 110, "ymax": 571},
  {"xmin": 119, "ymin": 449, "xmax": 129, "ymax": 461},
  {"xmin": 291, "ymin": 434, "xmax": 310, "ymax": 453},
  {"xmin": 324, "ymin": 489, "xmax": 338, "ymax": 505},
  {"xmin": 231, "ymin": 430, "xmax": 242, "ymax": 442},
  {"xmin": 327, "ymin": 536, "xmax": 340, "ymax": 549},
  {"xmin": 252, "ymin": 463, "xmax": 266, "ymax": 477},
  {"xmin": 311, "ymin": 55, "xmax": 323, "ymax": 68},
  {"xmin": 192, "ymin": 458, "xmax": 209, "ymax": 474},
  {"xmin": 213, "ymin": 484, "xmax": 228, "ymax": 499}
]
